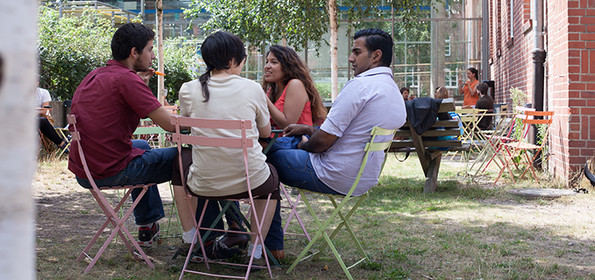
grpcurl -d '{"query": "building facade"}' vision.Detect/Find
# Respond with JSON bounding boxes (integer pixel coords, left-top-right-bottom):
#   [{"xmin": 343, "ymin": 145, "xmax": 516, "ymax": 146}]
[{"xmin": 488, "ymin": 0, "xmax": 595, "ymax": 182}]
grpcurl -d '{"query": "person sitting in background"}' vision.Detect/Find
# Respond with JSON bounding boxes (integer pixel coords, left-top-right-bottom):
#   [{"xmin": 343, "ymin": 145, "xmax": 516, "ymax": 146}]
[
  {"xmin": 400, "ymin": 87, "xmax": 410, "ymax": 101},
  {"xmin": 261, "ymin": 45, "xmax": 327, "ymax": 259},
  {"xmin": 36, "ymin": 85, "xmax": 68, "ymax": 151},
  {"xmin": 475, "ymin": 82, "xmax": 494, "ymax": 130}
]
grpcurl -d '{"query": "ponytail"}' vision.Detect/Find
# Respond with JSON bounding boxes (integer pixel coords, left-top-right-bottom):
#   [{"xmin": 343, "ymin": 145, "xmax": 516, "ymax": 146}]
[{"xmin": 199, "ymin": 67, "xmax": 212, "ymax": 102}]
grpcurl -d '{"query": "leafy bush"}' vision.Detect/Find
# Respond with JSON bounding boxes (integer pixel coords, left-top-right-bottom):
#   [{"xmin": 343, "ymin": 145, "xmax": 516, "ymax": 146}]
[
  {"xmin": 38, "ymin": 6, "xmax": 200, "ymax": 103},
  {"xmin": 38, "ymin": 6, "xmax": 115, "ymax": 101},
  {"xmin": 148, "ymin": 38, "xmax": 201, "ymax": 103}
]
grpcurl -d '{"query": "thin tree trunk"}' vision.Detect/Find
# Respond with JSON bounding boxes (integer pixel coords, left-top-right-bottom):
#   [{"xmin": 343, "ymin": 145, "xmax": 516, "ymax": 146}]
[
  {"xmin": 156, "ymin": 0, "xmax": 165, "ymax": 104},
  {"xmin": 328, "ymin": 0, "xmax": 338, "ymax": 101},
  {"xmin": 0, "ymin": 1, "xmax": 37, "ymax": 279}
]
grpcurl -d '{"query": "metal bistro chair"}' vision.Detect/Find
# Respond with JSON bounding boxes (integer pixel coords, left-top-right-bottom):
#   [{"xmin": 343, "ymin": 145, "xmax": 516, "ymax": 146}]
[
  {"xmin": 286, "ymin": 126, "xmax": 397, "ymax": 280},
  {"xmin": 67, "ymin": 114, "xmax": 155, "ymax": 273},
  {"xmin": 171, "ymin": 115, "xmax": 274, "ymax": 280},
  {"xmin": 493, "ymin": 110, "xmax": 554, "ymax": 186}
]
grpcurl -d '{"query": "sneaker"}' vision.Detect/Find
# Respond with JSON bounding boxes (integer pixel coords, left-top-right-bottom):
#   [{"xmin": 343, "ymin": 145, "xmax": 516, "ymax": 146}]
[
  {"xmin": 191, "ymin": 239, "xmax": 241, "ymax": 261},
  {"xmin": 219, "ymin": 232, "xmax": 250, "ymax": 249},
  {"xmin": 138, "ymin": 222, "xmax": 160, "ymax": 248}
]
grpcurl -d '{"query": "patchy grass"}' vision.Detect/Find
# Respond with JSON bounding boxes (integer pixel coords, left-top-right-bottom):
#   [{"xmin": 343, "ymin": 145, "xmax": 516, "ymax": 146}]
[{"xmin": 34, "ymin": 155, "xmax": 595, "ymax": 279}]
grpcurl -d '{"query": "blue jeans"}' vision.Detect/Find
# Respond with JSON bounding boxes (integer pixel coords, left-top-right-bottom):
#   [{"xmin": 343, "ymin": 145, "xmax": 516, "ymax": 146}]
[
  {"xmin": 267, "ymin": 149, "xmax": 341, "ymax": 195},
  {"xmin": 76, "ymin": 140, "xmax": 177, "ymax": 225},
  {"xmin": 265, "ymin": 149, "xmax": 342, "ymax": 250}
]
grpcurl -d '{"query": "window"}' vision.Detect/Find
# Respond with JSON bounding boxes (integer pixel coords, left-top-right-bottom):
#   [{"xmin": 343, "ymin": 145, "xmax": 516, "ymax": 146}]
[
  {"xmin": 444, "ymin": 68, "xmax": 458, "ymax": 89},
  {"xmin": 445, "ymin": 36, "xmax": 451, "ymax": 57}
]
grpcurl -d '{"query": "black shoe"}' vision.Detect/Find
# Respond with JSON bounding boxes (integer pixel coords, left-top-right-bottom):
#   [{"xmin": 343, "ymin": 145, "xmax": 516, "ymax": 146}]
[
  {"xmin": 192, "ymin": 239, "xmax": 241, "ymax": 261},
  {"xmin": 138, "ymin": 222, "xmax": 160, "ymax": 248},
  {"xmin": 219, "ymin": 232, "xmax": 250, "ymax": 249}
]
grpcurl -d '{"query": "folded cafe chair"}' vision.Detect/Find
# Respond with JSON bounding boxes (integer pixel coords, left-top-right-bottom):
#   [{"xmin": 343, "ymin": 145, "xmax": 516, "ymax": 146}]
[
  {"xmin": 67, "ymin": 114, "xmax": 155, "ymax": 273},
  {"xmin": 170, "ymin": 115, "xmax": 274, "ymax": 280},
  {"xmin": 286, "ymin": 126, "xmax": 397, "ymax": 280},
  {"xmin": 481, "ymin": 106, "xmax": 535, "ymax": 174},
  {"xmin": 492, "ymin": 110, "xmax": 554, "ymax": 186}
]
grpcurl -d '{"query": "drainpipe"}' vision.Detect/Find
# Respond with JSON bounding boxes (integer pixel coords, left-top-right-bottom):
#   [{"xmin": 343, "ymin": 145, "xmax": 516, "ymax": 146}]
[
  {"xmin": 532, "ymin": 0, "xmax": 546, "ymax": 168},
  {"xmin": 532, "ymin": 0, "xmax": 546, "ymax": 112}
]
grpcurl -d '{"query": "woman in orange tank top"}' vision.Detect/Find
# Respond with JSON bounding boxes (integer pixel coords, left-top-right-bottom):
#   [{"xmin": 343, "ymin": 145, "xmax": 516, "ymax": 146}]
[
  {"xmin": 263, "ymin": 45, "xmax": 327, "ymax": 128},
  {"xmin": 458, "ymin": 67, "xmax": 480, "ymax": 107}
]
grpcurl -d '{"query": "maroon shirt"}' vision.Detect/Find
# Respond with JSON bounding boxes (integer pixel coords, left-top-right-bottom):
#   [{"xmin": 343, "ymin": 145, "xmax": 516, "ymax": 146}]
[{"xmin": 68, "ymin": 60, "xmax": 162, "ymax": 179}]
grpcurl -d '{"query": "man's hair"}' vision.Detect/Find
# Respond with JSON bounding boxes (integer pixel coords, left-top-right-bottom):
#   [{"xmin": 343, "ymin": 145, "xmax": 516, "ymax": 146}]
[
  {"xmin": 477, "ymin": 82, "xmax": 489, "ymax": 96},
  {"xmin": 111, "ymin": 23, "xmax": 155, "ymax": 60},
  {"xmin": 400, "ymin": 87, "xmax": 409, "ymax": 93},
  {"xmin": 353, "ymin": 28, "xmax": 393, "ymax": 67}
]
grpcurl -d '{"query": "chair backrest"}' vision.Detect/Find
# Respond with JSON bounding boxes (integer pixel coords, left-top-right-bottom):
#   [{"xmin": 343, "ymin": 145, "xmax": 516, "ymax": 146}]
[
  {"xmin": 67, "ymin": 114, "xmax": 101, "ymax": 191},
  {"xmin": 518, "ymin": 110, "xmax": 554, "ymax": 146},
  {"xmin": 169, "ymin": 115, "xmax": 253, "ymax": 191},
  {"xmin": 345, "ymin": 126, "xmax": 397, "ymax": 198}
]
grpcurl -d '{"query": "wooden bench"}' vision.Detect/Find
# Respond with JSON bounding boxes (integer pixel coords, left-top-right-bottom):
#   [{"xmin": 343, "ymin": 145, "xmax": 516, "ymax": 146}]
[{"xmin": 390, "ymin": 100, "xmax": 470, "ymax": 193}]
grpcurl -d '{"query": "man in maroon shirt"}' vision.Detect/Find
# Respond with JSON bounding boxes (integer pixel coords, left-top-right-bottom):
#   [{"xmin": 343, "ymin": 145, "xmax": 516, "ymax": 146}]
[{"xmin": 68, "ymin": 23, "xmax": 177, "ymax": 247}]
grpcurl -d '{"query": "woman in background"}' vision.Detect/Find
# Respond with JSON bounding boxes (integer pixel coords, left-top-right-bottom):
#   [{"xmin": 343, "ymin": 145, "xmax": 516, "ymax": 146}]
[{"xmin": 459, "ymin": 67, "xmax": 480, "ymax": 107}]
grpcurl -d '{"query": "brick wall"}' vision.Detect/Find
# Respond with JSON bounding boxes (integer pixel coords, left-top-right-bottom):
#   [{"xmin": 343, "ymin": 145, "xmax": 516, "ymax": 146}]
[{"xmin": 489, "ymin": 0, "xmax": 595, "ymax": 183}]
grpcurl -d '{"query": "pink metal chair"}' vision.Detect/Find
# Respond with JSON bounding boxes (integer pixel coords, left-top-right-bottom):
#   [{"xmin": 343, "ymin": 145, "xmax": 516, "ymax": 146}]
[
  {"xmin": 279, "ymin": 184, "xmax": 311, "ymax": 241},
  {"xmin": 67, "ymin": 114, "xmax": 155, "ymax": 273},
  {"xmin": 170, "ymin": 115, "xmax": 274, "ymax": 280}
]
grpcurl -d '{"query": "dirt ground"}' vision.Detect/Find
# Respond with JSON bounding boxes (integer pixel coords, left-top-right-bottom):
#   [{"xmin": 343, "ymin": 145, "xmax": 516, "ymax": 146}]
[{"xmin": 33, "ymin": 160, "xmax": 595, "ymax": 279}]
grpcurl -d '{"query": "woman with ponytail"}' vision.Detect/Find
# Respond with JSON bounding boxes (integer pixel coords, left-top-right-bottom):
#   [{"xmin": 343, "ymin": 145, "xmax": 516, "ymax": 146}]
[{"xmin": 172, "ymin": 31, "xmax": 280, "ymax": 261}]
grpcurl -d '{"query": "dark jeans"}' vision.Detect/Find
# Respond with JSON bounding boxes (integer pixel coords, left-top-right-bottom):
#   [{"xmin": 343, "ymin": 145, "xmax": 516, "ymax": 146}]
[
  {"xmin": 39, "ymin": 117, "xmax": 64, "ymax": 146},
  {"xmin": 76, "ymin": 140, "xmax": 177, "ymax": 225}
]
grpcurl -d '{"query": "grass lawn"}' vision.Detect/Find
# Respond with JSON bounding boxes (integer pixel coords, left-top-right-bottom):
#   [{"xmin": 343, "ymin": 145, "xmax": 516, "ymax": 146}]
[{"xmin": 34, "ymin": 154, "xmax": 594, "ymax": 279}]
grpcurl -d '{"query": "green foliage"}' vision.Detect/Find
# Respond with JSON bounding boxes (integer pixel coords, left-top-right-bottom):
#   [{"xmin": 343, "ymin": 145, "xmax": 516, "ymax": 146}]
[
  {"xmin": 185, "ymin": 0, "xmax": 327, "ymax": 51},
  {"xmin": 38, "ymin": 6, "xmax": 115, "ymax": 100},
  {"xmin": 38, "ymin": 6, "xmax": 200, "ymax": 103},
  {"xmin": 185, "ymin": 0, "xmax": 435, "ymax": 52},
  {"xmin": 148, "ymin": 38, "xmax": 201, "ymax": 103}
]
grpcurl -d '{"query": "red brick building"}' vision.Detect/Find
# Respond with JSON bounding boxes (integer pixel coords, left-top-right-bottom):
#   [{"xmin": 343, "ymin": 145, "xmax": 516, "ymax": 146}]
[{"xmin": 488, "ymin": 0, "xmax": 595, "ymax": 183}]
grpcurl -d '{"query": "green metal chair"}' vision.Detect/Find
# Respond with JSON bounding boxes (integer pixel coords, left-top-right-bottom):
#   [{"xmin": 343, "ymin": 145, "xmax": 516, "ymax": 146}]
[{"xmin": 286, "ymin": 126, "xmax": 397, "ymax": 280}]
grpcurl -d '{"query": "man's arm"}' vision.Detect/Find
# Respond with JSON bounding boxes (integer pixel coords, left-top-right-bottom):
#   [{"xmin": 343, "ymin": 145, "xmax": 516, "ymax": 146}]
[
  {"xmin": 299, "ymin": 129, "xmax": 338, "ymax": 153},
  {"xmin": 284, "ymin": 124, "xmax": 338, "ymax": 153},
  {"xmin": 147, "ymin": 106, "xmax": 175, "ymax": 132}
]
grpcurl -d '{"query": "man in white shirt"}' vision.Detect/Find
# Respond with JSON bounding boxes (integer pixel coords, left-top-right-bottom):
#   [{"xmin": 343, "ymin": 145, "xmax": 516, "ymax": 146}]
[{"xmin": 266, "ymin": 29, "xmax": 406, "ymax": 255}]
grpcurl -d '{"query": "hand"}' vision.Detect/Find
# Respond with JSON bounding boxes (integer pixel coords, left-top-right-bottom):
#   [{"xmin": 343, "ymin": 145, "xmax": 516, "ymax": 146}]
[
  {"xmin": 296, "ymin": 135, "xmax": 309, "ymax": 149},
  {"xmin": 137, "ymin": 68, "xmax": 156, "ymax": 85},
  {"xmin": 283, "ymin": 124, "xmax": 315, "ymax": 137}
]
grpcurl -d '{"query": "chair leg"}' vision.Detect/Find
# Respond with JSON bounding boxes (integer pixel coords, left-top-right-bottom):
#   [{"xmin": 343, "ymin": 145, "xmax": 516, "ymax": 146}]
[
  {"xmin": 280, "ymin": 184, "xmax": 310, "ymax": 241},
  {"xmin": 80, "ymin": 188, "xmax": 154, "ymax": 273}
]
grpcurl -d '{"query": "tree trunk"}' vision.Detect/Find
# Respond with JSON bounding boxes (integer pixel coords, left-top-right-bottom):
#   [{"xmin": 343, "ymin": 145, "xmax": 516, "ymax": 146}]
[
  {"xmin": 0, "ymin": 1, "xmax": 37, "ymax": 279},
  {"xmin": 156, "ymin": 0, "xmax": 165, "ymax": 104},
  {"xmin": 328, "ymin": 0, "xmax": 338, "ymax": 101}
]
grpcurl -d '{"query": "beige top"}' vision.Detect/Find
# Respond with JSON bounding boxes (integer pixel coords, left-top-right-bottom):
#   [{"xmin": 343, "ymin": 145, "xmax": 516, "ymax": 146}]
[{"xmin": 178, "ymin": 75, "xmax": 271, "ymax": 197}]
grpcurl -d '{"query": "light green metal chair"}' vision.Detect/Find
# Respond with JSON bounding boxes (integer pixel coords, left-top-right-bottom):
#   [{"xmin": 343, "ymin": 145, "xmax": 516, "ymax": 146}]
[{"xmin": 286, "ymin": 126, "xmax": 397, "ymax": 280}]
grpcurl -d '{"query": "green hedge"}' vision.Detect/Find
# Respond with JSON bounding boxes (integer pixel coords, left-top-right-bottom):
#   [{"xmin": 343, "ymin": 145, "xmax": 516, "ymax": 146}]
[{"xmin": 37, "ymin": 6, "xmax": 200, "ymax": 103}]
